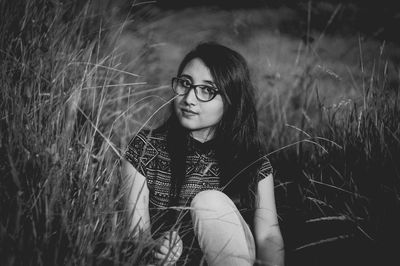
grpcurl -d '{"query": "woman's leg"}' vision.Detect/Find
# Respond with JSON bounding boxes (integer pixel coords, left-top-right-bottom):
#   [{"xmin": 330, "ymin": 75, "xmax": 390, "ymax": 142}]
[{"xmin": 190, "ymin": 190, "xmax": 255, "ymax": 266}]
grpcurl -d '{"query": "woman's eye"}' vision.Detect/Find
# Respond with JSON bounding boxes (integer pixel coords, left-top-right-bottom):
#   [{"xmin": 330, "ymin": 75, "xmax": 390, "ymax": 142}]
[
  {"xmin": 200, "ymin": 86, "xmax": 214, "ymax": 95},
  {"xmin": 181, "ymin": 79, "xmax": 191, "ymax": 87}
]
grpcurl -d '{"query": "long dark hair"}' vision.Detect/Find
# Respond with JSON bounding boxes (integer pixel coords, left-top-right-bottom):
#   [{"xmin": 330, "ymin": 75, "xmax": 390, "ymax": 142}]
[{"xmin": 165, "ymin": 41, "xmax": 265, "ymax": 210}]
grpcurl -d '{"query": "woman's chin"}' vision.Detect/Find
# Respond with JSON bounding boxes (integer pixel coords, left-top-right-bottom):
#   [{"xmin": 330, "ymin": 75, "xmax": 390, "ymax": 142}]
[{"xmin": 178, "ymin": 118, "xmax": 198, "ymax": 130}]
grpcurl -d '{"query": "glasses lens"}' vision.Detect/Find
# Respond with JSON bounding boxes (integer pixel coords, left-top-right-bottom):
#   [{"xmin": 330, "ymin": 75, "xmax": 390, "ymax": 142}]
[
  {"xmin": 172, "ymin": 78, "xmax": 189, "ymax": 95},
  {"xmin": 196, "ymin": 86, "xmax": 216, "ymax": 101}
]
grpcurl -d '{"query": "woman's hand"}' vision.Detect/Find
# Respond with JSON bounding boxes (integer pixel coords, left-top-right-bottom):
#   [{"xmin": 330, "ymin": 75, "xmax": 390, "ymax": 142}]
[{"xmin": 152, "ymin": 231, "xmax": 183, "ymax": 265}]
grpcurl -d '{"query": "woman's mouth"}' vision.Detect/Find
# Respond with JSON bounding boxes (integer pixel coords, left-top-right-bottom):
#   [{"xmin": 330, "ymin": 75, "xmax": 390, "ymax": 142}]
[{"xmin": 181, "ymin": 108, "xmax": 198, "ymax": 116}]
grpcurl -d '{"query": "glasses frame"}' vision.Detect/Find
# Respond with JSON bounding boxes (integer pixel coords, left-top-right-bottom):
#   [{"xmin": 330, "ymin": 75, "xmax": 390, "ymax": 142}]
[{"xmin": 171, "ymin": 77, "xmax": 220, "ymax": 102}]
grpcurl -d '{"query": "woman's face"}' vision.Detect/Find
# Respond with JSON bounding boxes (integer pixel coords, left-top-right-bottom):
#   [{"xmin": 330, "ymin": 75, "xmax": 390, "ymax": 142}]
[{"xmin": 173, "ymin": 58, "xmax": 224, "ymax": 142}]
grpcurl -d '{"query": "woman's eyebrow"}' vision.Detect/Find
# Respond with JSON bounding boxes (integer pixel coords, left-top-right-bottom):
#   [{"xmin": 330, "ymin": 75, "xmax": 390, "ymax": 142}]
[
  {"xmin": 179, "ymin": 74, "xmax": 193, "ymax": 81},
  {"xmin": 204, "ymin": 80, "xmax": 216, "ymax": 86},
  {"xmin": 179, "ymin": 74, "xmax": 215, "ymax": 86}
]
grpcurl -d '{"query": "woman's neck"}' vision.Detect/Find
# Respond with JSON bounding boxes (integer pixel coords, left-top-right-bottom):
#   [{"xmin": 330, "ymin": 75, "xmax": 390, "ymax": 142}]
[{"xmin": 190, "ymin": 128, "xmax": 215, "ymax": 143}]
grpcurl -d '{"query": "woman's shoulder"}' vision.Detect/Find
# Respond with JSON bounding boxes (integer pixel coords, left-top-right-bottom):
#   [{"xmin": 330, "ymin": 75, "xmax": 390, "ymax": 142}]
[
  {"xmin": 124, "ymin": 126, "xmax": 169, "ymax": 171},
  {"xmin": 128, "ymin": 126, "xmax": 168, "ymax": 151}
]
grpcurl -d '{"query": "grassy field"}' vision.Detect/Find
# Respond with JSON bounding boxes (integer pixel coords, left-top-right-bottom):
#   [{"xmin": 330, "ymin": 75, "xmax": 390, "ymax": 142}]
[{"xmin": 1, "ymin": 1, "xmax": 400, "ymax": 265}]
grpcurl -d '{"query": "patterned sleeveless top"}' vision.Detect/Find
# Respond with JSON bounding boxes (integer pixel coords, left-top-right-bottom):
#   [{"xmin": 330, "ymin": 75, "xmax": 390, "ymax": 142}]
[{"xmin": 125, "ymin": 128, "xmax": 272, "ymax": 209}]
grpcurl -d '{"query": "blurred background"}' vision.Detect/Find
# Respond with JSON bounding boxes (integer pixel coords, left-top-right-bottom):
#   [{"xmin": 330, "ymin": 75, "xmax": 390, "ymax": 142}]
[
  {"xmin": 107, "ymin": 0, "xmax": 400, "ymax": 126},
  {"xmin": 1, "ymin": 0, "xmax": 400, "ymax": 265}
]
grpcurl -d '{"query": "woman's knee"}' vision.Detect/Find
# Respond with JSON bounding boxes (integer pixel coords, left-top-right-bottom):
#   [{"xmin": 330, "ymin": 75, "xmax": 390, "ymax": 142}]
[{"xmin": 191, "ymin": 190, "xmax": 234, "ymax": 213}]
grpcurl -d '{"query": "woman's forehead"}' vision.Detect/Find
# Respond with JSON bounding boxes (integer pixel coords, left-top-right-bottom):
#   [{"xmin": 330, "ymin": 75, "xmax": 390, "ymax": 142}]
[{"xmin": 181, "ymin": 58, "xmax": 214, "ymax": 83}]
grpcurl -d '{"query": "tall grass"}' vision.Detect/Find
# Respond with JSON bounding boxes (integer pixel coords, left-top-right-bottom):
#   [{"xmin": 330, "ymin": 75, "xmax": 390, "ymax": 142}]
[
  {"xmin": 264, "ymin": 37, "xmax": 400, "ymax": 265},
  {"xmin": 1, "ymin": 1, "xmax": 399, "ymax": 266},
  {"xmin": 0, "ymin": 0, "xmax": 160, "ymax": 265}
]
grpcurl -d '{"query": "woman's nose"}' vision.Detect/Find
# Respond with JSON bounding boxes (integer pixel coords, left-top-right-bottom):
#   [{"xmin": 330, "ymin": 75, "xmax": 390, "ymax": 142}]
[{"xmin": 183, "ymin": 87, "xmax": 197, "ymax": 105}]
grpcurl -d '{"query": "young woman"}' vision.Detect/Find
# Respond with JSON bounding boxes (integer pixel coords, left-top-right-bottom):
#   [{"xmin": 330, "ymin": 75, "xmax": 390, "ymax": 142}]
[{"xmin": 122, "ymin": 42, "xmax": 284, "ymax": 266}]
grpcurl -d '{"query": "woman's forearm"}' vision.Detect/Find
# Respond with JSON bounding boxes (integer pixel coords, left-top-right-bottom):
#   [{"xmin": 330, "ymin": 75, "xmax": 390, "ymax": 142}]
[
  {"xmin": 128, "ymin": 199, "xmax": 151, "ymax": 237},
  {"xmin": 126, "ymin": 182, "xmax": 151, "ymax": 243},
  {"xmin": 122, "ymin": 160, "xmax": 151, "ymax": 240},
  {"xmin": 256, "ymin": 230, "xmax": 285, "ymax": 266}
]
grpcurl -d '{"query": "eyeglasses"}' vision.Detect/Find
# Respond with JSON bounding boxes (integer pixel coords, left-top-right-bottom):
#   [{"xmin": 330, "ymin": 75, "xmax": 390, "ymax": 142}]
[{"xmin": 171, "ymin": 77, "xmax": 220, "ymax": 102}]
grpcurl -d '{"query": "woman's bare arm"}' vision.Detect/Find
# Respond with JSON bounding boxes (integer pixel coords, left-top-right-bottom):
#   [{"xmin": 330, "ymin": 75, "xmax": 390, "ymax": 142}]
[
  {"xmin": 254, "ymin": 174, "xmax": 285, "ymax": 266},
  {"xmin": 122, "ymin": 159, "xmax": 183, "ymax": 264},
  {"xmin": 121, "ymin": 159, "xmax": 151, "ymax": 238}
]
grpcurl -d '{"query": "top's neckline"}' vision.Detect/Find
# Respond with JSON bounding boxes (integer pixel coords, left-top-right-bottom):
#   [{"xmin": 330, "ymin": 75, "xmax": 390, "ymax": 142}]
[{"xmin": 188, "ymin": 135, "xmax": 218, "ymax": 153}]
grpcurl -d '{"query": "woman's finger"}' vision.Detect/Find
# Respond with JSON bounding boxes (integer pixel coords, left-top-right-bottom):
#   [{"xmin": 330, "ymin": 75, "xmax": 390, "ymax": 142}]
[
  {"xmin": 162, "ymin": 231, "xmax": 179, "ymax": 243},
  {"xmin": 158, "ymin": 244, "xmax": 170, "ymax": 255},
  {"xmin": 153, "ymin": 250, "xmax": 180, "ymax": 264},
  {"xmin": 154, "ymin": 242, "xmax": 182, "ymax": 257},
  {"xmin": 158, "ymin": 244, "xmax": 181, "ymax": 258},
  {"xmin": 152, "ymin": 251, "xmax": 166, "ymax": 260},
  {"xmin": 152, "ymin": 231, "xmax": 183, "ymax": 264},
  {"xmin": 157, "ymin": 237, "xmax": 181, "ymax": 254}
]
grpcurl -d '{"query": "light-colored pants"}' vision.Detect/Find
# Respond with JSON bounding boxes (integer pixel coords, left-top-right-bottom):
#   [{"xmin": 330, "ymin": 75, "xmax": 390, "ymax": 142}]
[{"xmin": 190, "ymin": 190, "xmax": 256, "ymax": 266}]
